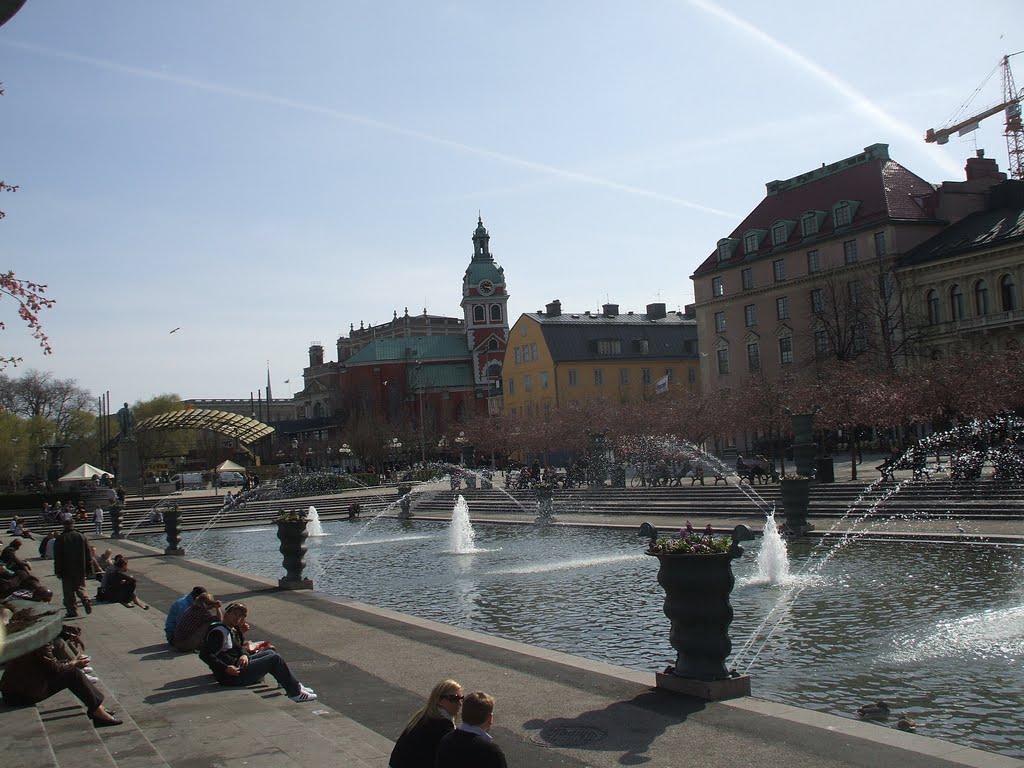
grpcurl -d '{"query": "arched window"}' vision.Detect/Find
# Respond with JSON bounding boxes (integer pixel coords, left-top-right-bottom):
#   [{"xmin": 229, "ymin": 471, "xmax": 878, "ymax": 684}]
[
  {"xmin": 485, "ymin": 362, "xmax": 501, "ymax": 378},
  {"xmin": 974, "ymin": 280, "xmax": 989, "ymax": 316},
  {"xmin": 473, "ymin": 305, "xmax": 485, "ymax": 322},
  {"xmin": 1001, "ymin": 274, "xmax": 1017, "ymax": 311},
  {"xmin": 489, "ymin": 304, "xmax": 502, "ymax": 322},
  {"xmin": 487, "ymin": 338, "xmax": 498, "ymax": 351},
  {"xmin": 949, "ymin": 284, "xmax": 964, "ymax": 321},
  {"xmin": 313, "ymin": 402, "xmax": 323, "ymax": 417},
  {"xmin": 926, "ymin": 289, "xmax": 941, "ymax": 325}
]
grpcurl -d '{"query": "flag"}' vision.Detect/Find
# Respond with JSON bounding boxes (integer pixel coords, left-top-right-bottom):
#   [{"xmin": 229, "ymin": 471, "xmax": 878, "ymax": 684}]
[{"xmin": 655, "ymin": 374, "xmax": 669, "ymax": 395}]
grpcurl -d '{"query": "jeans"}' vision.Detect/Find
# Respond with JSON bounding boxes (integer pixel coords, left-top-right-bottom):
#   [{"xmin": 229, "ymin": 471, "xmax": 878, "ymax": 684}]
[{"xmin": 224, "ymin": 650, "xmax": 300, "ymax": 697}]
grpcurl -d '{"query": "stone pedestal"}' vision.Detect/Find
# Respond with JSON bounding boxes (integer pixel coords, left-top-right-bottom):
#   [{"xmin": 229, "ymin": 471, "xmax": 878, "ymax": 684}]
[
  {"xmin": 118, "ymin": 438, "xmax": 143, "ymax": 490},
  {"xmin": 656, "ymin": 670, "xmax": 751, "ymax": 700}
]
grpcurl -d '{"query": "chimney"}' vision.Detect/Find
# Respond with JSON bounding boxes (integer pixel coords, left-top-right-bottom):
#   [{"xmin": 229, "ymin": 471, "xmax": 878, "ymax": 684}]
[
  {"xmin": 965, "ymin": 149, "xmax": 1006, "ymax": 182},
  {"xmin": 545, "ymin": 299, "xmax": 562, "ymax": 317},
  {"xmin": 646, "ymin": 302, "xmax": 666, "ymax": 320},
  {"xmin": 602, "ymin": 303, "xmax": 619, "ymax": 318}
]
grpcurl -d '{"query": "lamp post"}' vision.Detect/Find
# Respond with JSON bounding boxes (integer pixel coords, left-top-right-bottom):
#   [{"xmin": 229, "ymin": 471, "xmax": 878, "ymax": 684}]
[{"xmin": 415, "ymin": 361, "xmax": 426, "ymax": 465}]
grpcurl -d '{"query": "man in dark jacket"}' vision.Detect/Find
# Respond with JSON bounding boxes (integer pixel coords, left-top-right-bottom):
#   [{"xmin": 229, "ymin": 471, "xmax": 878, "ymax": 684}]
[
  {"xmin": 53, "ymin": 519, "xmax": 92, "ymax": 618},
  {"xmin": 435, "ymin": 691, "xmax": 508, "ymax": 767}
]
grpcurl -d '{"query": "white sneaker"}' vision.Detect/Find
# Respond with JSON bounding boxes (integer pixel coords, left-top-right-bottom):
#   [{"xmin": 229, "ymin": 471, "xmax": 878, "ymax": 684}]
[
  {"xmin": 85, "ymin": 674, "xmax": 100, "ymax": 684},
  {"xmin": 83, "ymin": 666, "xmax": 94, "ymax": 674},
  {"xmin": 290, "ymin": 689, "xmax": 317, "ymax": 703},
  {"xmin": 300, "ymin": 683, "xmax": 316, "ymax": 695}
]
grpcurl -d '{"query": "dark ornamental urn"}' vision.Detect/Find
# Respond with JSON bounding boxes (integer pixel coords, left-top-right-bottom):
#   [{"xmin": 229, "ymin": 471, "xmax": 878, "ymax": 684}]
[
  {"xmin": 397, "ymin": 484, "xmax": 413, "ymax": 520},
  {"xmin": 780, "ymin": 477, "xmax": 813, "ymax": 535},
  {"xmin": 163, "ymin": 506, "xmax": 184, "ymax": 556},
  {"xmin": 276, "ymin": 520, "xmax": 313, "ymax": 590},
  {"xmin": 110, "ymin": 505, "xmax": 124, "ymax": 539},
  {"xmin": 641, "ymin": 522, "xmax": 753, "ymax": 700}
]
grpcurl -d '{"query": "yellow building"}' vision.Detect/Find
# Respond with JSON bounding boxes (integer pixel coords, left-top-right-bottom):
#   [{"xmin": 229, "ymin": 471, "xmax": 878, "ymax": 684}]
[{"xmin": 502, "ymin": 300, "xmax": 701, "ymax": 417}]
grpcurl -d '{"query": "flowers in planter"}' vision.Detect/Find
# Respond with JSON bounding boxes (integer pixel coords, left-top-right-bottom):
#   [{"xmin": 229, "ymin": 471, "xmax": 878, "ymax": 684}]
[
  {"xmin": 647, "ymin": 521, "xmax": 733, "ymax": 555},
  {"xmin": 275, "ymin": 509, "xmax": 306, "ymax": 523},
  {"xmin": 779, "ymin": 472, "xmax": 811, "ymax": 481}
]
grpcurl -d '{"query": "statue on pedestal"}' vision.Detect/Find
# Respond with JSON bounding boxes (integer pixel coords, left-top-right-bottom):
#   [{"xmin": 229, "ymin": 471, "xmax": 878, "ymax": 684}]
[{"xmin": 117, "ymin": 402, "xmax": 135, "ymax": 439}]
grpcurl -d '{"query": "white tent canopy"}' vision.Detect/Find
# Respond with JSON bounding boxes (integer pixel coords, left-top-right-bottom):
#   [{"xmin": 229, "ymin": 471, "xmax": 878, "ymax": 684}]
[
  {"xmin": 215, "ymin": 459, "xmax": 246, "ymax": 473},
  {"xmin": 58, "ymin": 463, "xmax": 114, "ymax": 483}
]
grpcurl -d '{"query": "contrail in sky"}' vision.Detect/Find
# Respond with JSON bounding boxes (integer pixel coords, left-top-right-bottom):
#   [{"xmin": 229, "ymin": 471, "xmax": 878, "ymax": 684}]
[
  {"xmin": 5, "ymin": 39, "xmax": 737, "ymax": 219},
  {"xmin": 687, "ymin": 0, "xmax": 963, "ymax": 178}
]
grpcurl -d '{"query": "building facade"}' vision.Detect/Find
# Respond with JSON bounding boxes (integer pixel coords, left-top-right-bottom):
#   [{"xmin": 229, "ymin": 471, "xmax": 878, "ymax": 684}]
[
  {"xmin": 502, "ymin": 300, "xmax": 700, "ymax": 418},
  {"xmin": 690, "ymin": 143, "xmax": 1018, "ymax": 392}
]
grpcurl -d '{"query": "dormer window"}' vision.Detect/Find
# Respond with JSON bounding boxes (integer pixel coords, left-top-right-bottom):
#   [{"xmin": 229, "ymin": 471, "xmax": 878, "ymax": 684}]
[
  {"xmin": 717, "ymin": 238, "xmax": 738, "ymax": 262},
  {"xmin": 833, "ymin": 201, "xmax": 851, "ymax": 227},
  {"xmin": 800, "ymin": 211, "xmax": 825, "ymax": 237},
  {"xmin": 743, "ymin": 231, "xmax": 761, "ymax": 255},
  {"xmin": 771, "ymin": 222, "xmax": 789, "ymax": 246},
  {"xmin": 831, "ymin": 199, "xmax": 860, "ymax": 228}
]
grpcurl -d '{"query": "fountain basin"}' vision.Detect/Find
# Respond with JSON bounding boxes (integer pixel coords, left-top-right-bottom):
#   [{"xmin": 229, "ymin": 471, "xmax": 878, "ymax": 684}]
[{"xmin": 140, "ymin": 520, "xmax": 1024, "ymax": 758}]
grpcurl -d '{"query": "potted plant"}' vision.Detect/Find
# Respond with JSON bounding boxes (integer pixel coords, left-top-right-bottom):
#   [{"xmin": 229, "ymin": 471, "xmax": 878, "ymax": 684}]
[
  {"xmin": 275, "ymin": 510, "xmax": 312, "ymax": 590},
  {"xmin": 779, "ymin": 472, "xmax": 812, "ymax": 534},
  {"xmin": 641, "ymin": 521, "xmax": 752, "ymax": 700}
]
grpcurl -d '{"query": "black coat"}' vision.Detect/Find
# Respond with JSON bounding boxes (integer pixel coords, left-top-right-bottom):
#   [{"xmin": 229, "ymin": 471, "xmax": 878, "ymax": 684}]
[
  {"xmin": 389, "ymin": 715, "xmax": 454, "ymax": 768},
  {"xmin": 54, "ymin": 529, "xmax": 90, "ymax": 582},
  {"xmin": 434, "ymin": 729, "xmax": 507, "ymax": 768}
]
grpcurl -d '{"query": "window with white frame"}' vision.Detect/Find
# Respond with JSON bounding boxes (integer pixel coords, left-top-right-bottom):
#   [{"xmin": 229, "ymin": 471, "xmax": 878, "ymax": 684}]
[
  {"xmin": 744, "ymin": 232, "xmax": 759, "ymax": 254},
  {"xmin": 776, "ymin": 296, "xmax": 790, "ymax": 320},
  {"xmin": 514, "ymin": 348, "xmax": 522, "ymax": 364},
  {"xmin": 833, "ymin": 201, "xmax": 851, "ymax": 227},
  {"xmin": 800, "ymin": 212, "xmax": 819, "ymax": 237},
  {"xmin": 714, "ymin": 311, "xmax": 726, "ymax": 333},
  {"xmin": 847, "ymin": 280, "xmax": 862, "ymax": 305},
  {"xmin": 619, "ymin": 368, "xmax": 629, "ymax": 385},
  {"xmin": 810, "ymin": 288, "xmax": 824, "ymax": 314},
  {"xmin": 712, "ymin": 276, "xmax": 724, "ymax": 297},
  {"xmin": 642, "ymin": 368, "xmax": 652, "ymax": 384},
  {"xmin": 568, "ymin": 368, "xmax": 578, "ymax": 386},
  {"xmin": 540, "ymin": 371, "xmax": 549, "ymax": 389},
  {"xmin": 975, "ymin": 280, "xmax": 989, "ymax": 316},
  {"xmin": 531, "ymin": 343, "xmax": 538, "ymax": 360},
  {"xmin": 771, "ymin": 222, "xmax": 788, "ymax": 246},
  {"xmin": 807, "ymin": 249, "xmax": 821, "ymax": 273},
  {"xmin": 773, "ymin": 259, "xmax": 786, "ymax": 282},
  {"xmin": 744, "ymin": 304, "xmax": 757, "ymax": 326},
  {"xmin": 741, "ymin": 267, "xmax": 753, "ymax": 289},
  {"xmin": 950, "ymin": 284, "xmax": 965, "ymax": 320},
  {"xmin": 594, "ymin": 368, "xmax": 604, "ymax": 386},
  {"xmin": 873, "ymin": 232, "xmax": 887, "ymax": 257},
  {"xmin": 814, "ymin": 329, "xmax": 830, "ymax": 357},
  {"xmin": 746, "ymin": 342, "xmax": 760, "ymax": 371},
  {"xmin": 716, "ymin": 348, "xmax": 730, "ymax": 375},
  {"xmin": 596, "ymin": 339, "xmax": 622, "ymax": 355},
  {"xmin": 926, "ymin": 289, "xmax": 941, "ymax": 324},
  {"xmin": 524, "ymin": 374, "xmax": 532, "ymax": 392},
  {"xmin": 843, "ymin": 239, "xmax": 858, "ymax": 264},
  {"xmin": 508, "ymin": 377, "xmax": 515, "ymax": 394},
  {"xmin": 490, "ymin": 304, "xmax": 502, "ymax": 322},
  {"xmin": 779, "ymin": 336, "xmax": 794, "ymax": 365}
]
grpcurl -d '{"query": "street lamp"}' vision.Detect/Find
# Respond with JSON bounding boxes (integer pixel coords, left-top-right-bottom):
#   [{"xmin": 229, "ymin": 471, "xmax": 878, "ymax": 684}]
[{"xmin": 415, "ymin": 361, "xmax": 426, "ymax": 465}]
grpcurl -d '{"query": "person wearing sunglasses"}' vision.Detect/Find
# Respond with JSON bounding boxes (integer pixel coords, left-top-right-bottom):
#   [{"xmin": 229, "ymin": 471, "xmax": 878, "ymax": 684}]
[{"xmin": 388, "ymin": 678, "xmax": 464, "ymax": 768}]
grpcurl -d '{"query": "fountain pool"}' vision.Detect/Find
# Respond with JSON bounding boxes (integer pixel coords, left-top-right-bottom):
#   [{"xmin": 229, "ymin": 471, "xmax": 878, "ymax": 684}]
[{"xmin": 140, "ymin": 518, "xmax": 1024, "ymax": 758}]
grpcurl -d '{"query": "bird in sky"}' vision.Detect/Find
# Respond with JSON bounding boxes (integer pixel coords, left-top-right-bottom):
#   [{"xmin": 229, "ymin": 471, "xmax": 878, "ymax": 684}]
[{"xmin": 169, "ymin": 327, "xmax": 181, "ymax": 334}]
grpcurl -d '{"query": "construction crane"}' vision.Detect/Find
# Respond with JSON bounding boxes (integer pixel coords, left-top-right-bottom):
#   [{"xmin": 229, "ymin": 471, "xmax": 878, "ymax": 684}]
[{"xmin": 925, "ymin": 53, "xmax": 1024, "ymax": 180}]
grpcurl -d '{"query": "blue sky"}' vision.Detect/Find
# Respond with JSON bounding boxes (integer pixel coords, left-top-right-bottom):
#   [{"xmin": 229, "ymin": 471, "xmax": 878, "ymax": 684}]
[{"xmin": 2, "ymin": 1, "xmax": 1021, "ymax": 405}]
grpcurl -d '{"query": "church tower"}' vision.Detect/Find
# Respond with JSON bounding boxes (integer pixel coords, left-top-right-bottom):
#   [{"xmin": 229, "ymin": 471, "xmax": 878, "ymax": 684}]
[{"xmin": 461, "ymin": 216, "xmax": 509, "ymax": 389}]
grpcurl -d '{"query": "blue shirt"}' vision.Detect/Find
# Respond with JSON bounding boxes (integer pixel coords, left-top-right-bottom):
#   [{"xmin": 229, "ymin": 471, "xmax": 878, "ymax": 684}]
[{"xmin": 165, "ymin": 593, "xmax": 195, "ymax": 641}]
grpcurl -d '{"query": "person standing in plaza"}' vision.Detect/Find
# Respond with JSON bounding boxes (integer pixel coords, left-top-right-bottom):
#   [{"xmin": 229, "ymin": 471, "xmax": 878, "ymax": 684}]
[
  {"xmin": 434, "ymin": 691, "xmax": 507, "ymax": 768},
  {"xmin": 92, "ymin": 505, "xmax": 104, "ymax": 537},
  {"xmin": 53, "ymin": 519, "xmax": 92, "ymax": 618}
]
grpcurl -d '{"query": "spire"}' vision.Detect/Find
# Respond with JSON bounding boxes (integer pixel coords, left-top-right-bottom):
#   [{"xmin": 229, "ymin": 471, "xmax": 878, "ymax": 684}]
[
  {"xmin": 266, "ymin": 362, "xmax": 273, "ymax": 403},
  {"xmin": 472, "ymin": 215, "xmax": 491, "ymax": 261}
]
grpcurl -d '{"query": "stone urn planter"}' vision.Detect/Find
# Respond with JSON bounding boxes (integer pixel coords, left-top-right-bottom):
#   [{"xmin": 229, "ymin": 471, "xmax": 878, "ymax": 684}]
[
  {"xmin": 110, "ymin": 505, "xmax": 124, "ymax": 539},
  {"xmin": 276, "ymin": 518, "xmax": 312, "ymax": 590},
  {"xmin": 780, "ymin": 477, "xmax": 812, "ymax": 535},
  {"xmin": 641, "ymin": 522, "xmax": 753, "ymax": 700},
  {"xmin": 533, "ymin": 484, "xmax": 556, "ymax": 524},
  {"xmin": 163, "ymin": 505, "xmax": 184, "ymax": 556},
  {"xmin": 397, "ymin": 483, "xmax": 413, "ymax": 520}
]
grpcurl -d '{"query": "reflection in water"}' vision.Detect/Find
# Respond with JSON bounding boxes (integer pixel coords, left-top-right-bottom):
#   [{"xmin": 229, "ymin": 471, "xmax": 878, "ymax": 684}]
[{"xmin": 141, "ymin": 521, "xmax": 1024, "ymax": 758}]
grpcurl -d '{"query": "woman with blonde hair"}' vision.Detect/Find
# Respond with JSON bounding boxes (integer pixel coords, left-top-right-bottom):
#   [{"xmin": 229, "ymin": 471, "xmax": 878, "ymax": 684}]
[{"xmin": 388, "ymin": 678, "xmax": 463, "ymax": 768}]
